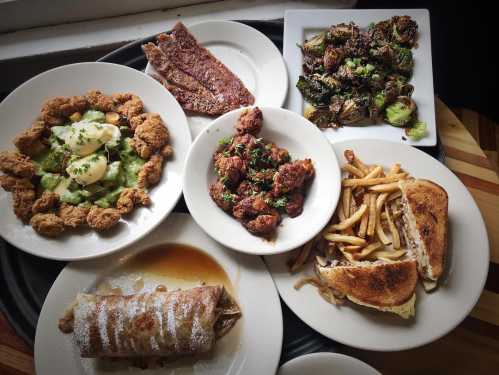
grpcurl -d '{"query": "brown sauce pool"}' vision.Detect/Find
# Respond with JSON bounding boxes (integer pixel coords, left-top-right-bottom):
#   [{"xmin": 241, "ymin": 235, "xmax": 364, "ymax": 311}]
[{"xmin": 122, "ymin": 243, "xmax": 233, "ymax": 293}]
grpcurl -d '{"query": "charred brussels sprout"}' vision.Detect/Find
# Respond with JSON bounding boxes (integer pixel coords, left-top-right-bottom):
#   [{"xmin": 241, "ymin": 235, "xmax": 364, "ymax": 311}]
[
  {"xmin": 391, "ymin": 16, "xmax": 418, "ymax": 47},
  {"xmin": 339, "ymin": 98, "xmax": 368, "ymax": 124},
  {"xmin": 406, "ymin": 120, "xmax": 427, "ymax": 140},
  {"xmin": 385, "ymin": 96, "xmax": 416, "ymax": 127},
  {"xmin": 296, "ymin": 76, "xmax": 333, "ymax": 106},
  {"xmin": 302, "ymin": 32, "xmax": 327, "ymax": 56},
  {"xmin": 305, "ymin": 107, "xmax": 336, "ymax": 128},
  {"xmin": 393, "ymin": 45, "xmax": 414, "ymax": 76},
  {"xmin": 328, "ymin": 22, "xmax": 359, "ymax": 44}
]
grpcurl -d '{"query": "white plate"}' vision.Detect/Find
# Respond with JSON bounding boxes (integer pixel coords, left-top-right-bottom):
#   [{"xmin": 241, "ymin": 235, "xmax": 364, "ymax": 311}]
[
  {"xmin": 284, "ymin": 9, "xmax": 436, "ymax": 146},
  {"xmin": 183, "ymin": 107, "xmax": 341, "ymax": 255},
  {"xmin": 278, "ymin": 353, "xmax": 381, "ymax": 375},
  {"xmin": 0, "ymin": 62, "xmax": 191, "ymax": 261},
  {"xmin": 145, "ymin": 20, "xmax": 288, "ymax": 139},
  {"xmin": 35, "ymin": 213, "xmax": 283, "ymax": 375},
  {"xmin": 265, "ymin": 139, "xmax": 489, "ymax": 351}
]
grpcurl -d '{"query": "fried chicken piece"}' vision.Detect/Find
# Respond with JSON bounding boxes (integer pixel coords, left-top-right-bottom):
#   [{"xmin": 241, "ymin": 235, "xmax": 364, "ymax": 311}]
[
  {"xmin": 266, "ymin": 142, "xmax": 290, "ymax": 167},
  {"xmin": 137, "ymin": 154, "xmax": 164, "ymax": 188},
  {"xmin": 129, "ymin": 113, "xmax": 161, "ymax": 131},
  {"xmin": 214, "ymin": 155, "xmax": 246, "ymax": 188},
  {"xmin": 113, "ymin": 93, "xmax": 144, "ymax": 119},
  {"xmin": 30, "ymin": 213, "xmax": 65, "ymax": 237},
  {"xmin": 12, "ymin": 188, "xmax": 36, "ymax": 223},
  {"xmin": 235, "ymin": 107, "xmax": 263, "ymax": 136},
  {"xmin": 86, "ymin": 206, "xmax": 121, "ymax": 231},
  {"xmin": 13, "ymin": 120, "xmax": 47, "ymax": 157},
  {"xmin": 243, "ymin": 211, "xmax": 280, "ymax": 235},
  {"xmin": 228, "ymin": 133, "xmax": 258, "ymax": 160},
  {"xmin": 160, "ymin": 144, "xmax": 173, "ymax": 158},
  {"xmin": 232, "ymin": 194, "xmax": 271, "ymax": 221},
  {"xmin": 85, "ymin": 90, "xmax": 115, "ymax": 112},
  {"xmin": 285, "ymin": 191, "xmax": 304, "ymax": 218},
  {"xmin": 297, "ymin": 158, "xmax": 315, "ymax": 180},
  {"xmin": 236, "ymin": 180, "xmax": 261, "ymax": 198},
  {"xmin": 40, "ymin": 96, "xmax": 88, "ymax": 126},
  {"xmin": 272, "ymin": 161, "xmax": 308, "ymax": 196},
  {"xmin": 209, "ymin": 181, "xmax": 238, "ymax": 212},
  {"xmin": 0, "ymin": 151, "xmax": 36, "ymax": 178},
  {"xmin": 132, "ymin": 113, "xmax": 169, "ymax": 159},
  {"xmin": 116, "ymin": 188, "xmax": 151, "ymax": 214},
  {"xmin": 58, "ymin": 203, "xmax": 89, "ymax": 228},
  {"xmin": 32, "ymin": 191, "xmax": 59, "ymax": 214},
  {"xmin": 0, "ymin": 175, "xmax": 34, "ymax": 191}
]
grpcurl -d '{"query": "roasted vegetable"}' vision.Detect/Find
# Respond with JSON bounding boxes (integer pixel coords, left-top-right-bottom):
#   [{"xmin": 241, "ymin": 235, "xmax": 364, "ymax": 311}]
[
  {"xmin": 296, "ymin": 76, "xmax": 333, "ymax": 106},
  {"xmin": 339, "ymin": 98, "xmax": 368, "ymax": 124},
  {"xmin": 406, "ymin": 120, "xmax": 427, "ymax": 140},
  {"xmin": 323, "ymin": 45, "xmax": 344, "ymax": 72},
  {"xmin": 391, "ymin": 16, "xmax": 418, "ymax": 47},
  {"xmin": 385, "ymin": 96, "xmax": 416, "ymax": 127},
  {"xmin": 302, "ymin": 32, "xmax": 327, "ymax": 56}
]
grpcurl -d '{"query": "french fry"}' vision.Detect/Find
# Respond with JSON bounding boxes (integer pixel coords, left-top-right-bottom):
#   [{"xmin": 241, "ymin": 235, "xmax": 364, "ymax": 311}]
[
  {"xmin": 375, "ymin": 193, "xmax": 389, "ymax": 211},
  {"xmin": 343, "ymin": 245, "xmax": 362, "ymax": 252},
  {"xmin": 344, "ymin": 150, "xmax": 370, "ymax": 175},
  {"xmin": 358, "ymin": 193, "xmax": 369, "ymax": 238},
  {"xmin": 329, "ymin": 204, "xmax": 367, "ymax": 231},
  {"xmin": 367, "ymin": 193, "xmax": 377, "ymax": 236},
  {"xmin": 387, "ymin": 190, "xmax": 402, "ymax": 201},
  {"xmin": 370, "ymin": 249, "xmax": 407, "ymax": 260},
  {"xmin": 388, "ymin": 163, "xmax": 401, "ymax": 176},
  {"xmin": 376, "ymin": 218, "xmax": 392, "ymax": 245},
  {"xmin": 342, "ymin": 163, "xmax": 365, "ymax": 178},
  {"xmin": 342, "ymin": 187, "xmax": 351, "ymax": 221},
  {"xmin": 337, "ymin": 201, "xmax": 346, "ymax": 222},
  {"xmin": 352, "ymin": 241, "xmax": 383, "ymax": 260},
  {"xmin": 289, "ymin": 239, "xmax": 314, "ymax": 273},
  {"xmin": 385, "ymin": 205, "xmax": 401, "ymax": 249},
  {"xmin": 342, "ymin": 173, "xmax": 407, "ymax": 187},
  {"xmin": 349, "ymin": 194, "xmax": 357, "ymax": 217},
  {"xmin": 364, "ymin": 165, "xmax": 383, "ymax": 179},
  {"xmin": 369, "ymin": 182, "xmax": 400, "ymax": 193},
  {"xmin": 324, "ymin": 233, "xmax": 367, "ymax": 246}
]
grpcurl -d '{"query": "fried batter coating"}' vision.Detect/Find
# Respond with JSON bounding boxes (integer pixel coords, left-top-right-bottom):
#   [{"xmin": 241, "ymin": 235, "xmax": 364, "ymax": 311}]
[
  {"xmin": 0, "ymin": 151, "xmax": 36, "ymax": 178},
  {"xmin": 0, "ymin": 175, "xmax": 34, "ymax": 191},
  {"xmin": 116, "ymin": 188, "xmax": 151, "ymax": 214},
  {"xmin": 160, "ymin": 144, "xmax": 173, "ymax": 158},
  {"xmin": 40, "ymin": 96, "xmax": 88, "ymax": 126},
  {"xmin": 58, "ymin": 203, "xmax": 89, "ymax": 228},
  {"xmin": 14, "ymin": 120, "xmax": 47, "ymax": 157},
  {"xmin": 113, "ymin": 93, "xmax": 144, "ymax": 119},
  {"xmin": 132, "ymin": 114, "xmax": 169, "ymax": 159},
  {"xmin": 32, "ymin": 191, "xmax": 59, "ymax": 214},
  {"xmin": 137, "ymin": 154, "xmax": 164, "ymax": 188},
  {"xmin": 30, "ymin": 213, "xmax": 65, "ymax": 237},
  {"xmin": 12, "ymin": 188, "xmax": 36, "ymax": 222},
  {"xmin": 129, "ymin": 113, "xmax": 160, "ymax": 131},
  {"xmin": 235, "ymin": 107, "xmax": 263, "ymax": 136},
  {"xmin": 86, "ymin": 206, "xmax": 121, "ymax": 231},
  {"xmin": 85, "ymin": 90, "xmax": 115, "ymax": 112}
]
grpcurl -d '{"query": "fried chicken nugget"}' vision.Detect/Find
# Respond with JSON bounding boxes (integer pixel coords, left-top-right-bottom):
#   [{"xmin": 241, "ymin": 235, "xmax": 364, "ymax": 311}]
[
  {"xmin": 85, "ymin": 90, "xmax": 115, "ymax": 112},
  {"xmin": 30, "ymin": 213, "xmax": 65, "ymax": 237},
  {"xmin": 0, "ymin": 151, "xmax": 36, "ymax": 178},
  {"xmin": 0, "ymin": 175, "xmax": 34, "ymax": 191},
  {"xmin": 137, "ymin": 154, "xmax": 164, "ymax": 188},
  {"xmin": 40, "ymin": 96, "xmax": 88, "ymax": 126},
  {"xmin": 58, "ymin": 203, "xmax": 89, "ymax": 228},
  {"xmin": 14, "ymin": 120, "xmax": 47, "ymax": 157},
  {"xmin": 86, "ymin": 206, "xmax": 121, "ymax": 231},
  {"xmin": 113, "ymin": 93, "xmax": 144, "ymax": 119},
  {"xmin": 32, "ymin": 191, "xmax": 59, "ymax": 214},
  {"xmin": 132, "ymin": 113, "xmax": 169, "ymax": 159},
  {"xmin": 116, "ymin": 188, "xmax": 151, "ymax": 214},
  {"xmin": 12, "ymin": 188, "xmax": 36, "ymax": 222},
  {"xmin": 129, "ymin": 113, "xmax": 160, "ymax": 131}
]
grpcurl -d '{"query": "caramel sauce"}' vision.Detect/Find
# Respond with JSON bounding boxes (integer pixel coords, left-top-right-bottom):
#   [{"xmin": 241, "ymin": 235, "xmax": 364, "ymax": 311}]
[{"xmin": 123, "ymin": 243, "xmax": 233, "ymax": 293}]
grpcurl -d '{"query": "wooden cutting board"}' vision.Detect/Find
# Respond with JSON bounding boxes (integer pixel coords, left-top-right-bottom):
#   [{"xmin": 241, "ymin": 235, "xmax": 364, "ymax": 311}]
[{"xmin": 1, "ymin": 98, "xmax": 498, "ymax": 374}]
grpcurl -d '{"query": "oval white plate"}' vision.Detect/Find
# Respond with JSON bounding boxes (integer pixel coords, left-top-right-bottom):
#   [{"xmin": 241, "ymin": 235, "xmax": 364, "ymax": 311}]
[
  {"xmin": 145, "ymin": 20, "xmax": 288, "ymax": 139},
  {"xmin": 278, "ymin": 353, "xmax": 381, "ymax": 375},
  {"xmin": 0, "ymin": 62, "xmax": 191, "ymax": 261},
  {"xmin": 35, "ymin": 213, "xmax": 283, "ymax": 375},
  {"xmin": 183, "ymin": 106, "xmax": 341, "ymax": 255},
  {"xmin": 265, "ymin": 139, "xmax": 489, "ymax": 351}
]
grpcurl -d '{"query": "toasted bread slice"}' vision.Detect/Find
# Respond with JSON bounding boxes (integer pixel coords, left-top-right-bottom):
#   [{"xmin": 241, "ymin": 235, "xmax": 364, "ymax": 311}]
[
  {"xmin": 316, "ymin": 259, "xmax": 418, "ymax": 318},
  {"xmin": 399, "ymin": 179, "xmax": 448, "ymax": 290}
]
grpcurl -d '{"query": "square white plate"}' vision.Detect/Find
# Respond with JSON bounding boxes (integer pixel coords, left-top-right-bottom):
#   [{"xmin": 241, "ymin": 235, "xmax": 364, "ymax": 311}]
[{"xmin": 284, "ymin": 9, "xmax": 436, "ymax": 146}]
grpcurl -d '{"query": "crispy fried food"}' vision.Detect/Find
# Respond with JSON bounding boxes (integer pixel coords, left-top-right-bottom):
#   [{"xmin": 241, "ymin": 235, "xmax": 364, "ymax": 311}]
[
  {"xmin": 329, "ymin": 203, "xmax": 367, "ymax": 231},
  {"xmin": 323, "ymin": 233, "xmax": 367, "ymax": 246},
  {"xmin": 40, "ymin": 96, "xmax": 88, "ymax": 126},
  {"xmin": 129, "ymin": 113, "xmax": 160, "ymax": 131},
  {"xmin": 30, "ymin": 213, "xmax": 65, "ymax": 237},
  {"xmin": 112, "ymin": 93, "xmax": 144, "ymax": 119},
  {"xmin": 272, "ymin": 160, "xmax": 313, "ymax": 196},
  {"xmin": 342, "ymin": 173, "xmax": 406, "ymax": 187},
  {"xmin": 214, "ymin": 155, "xmax": 246, "ymax": 188},
  {"xmin": 116, "ymin": 188, "xmax": 151, "ymax": 214},
  {"xmin": 209, "ymin": 181, "xmax": 237, "ymax": 212},
  {"xmin": 137, "ymin": 154, "xmax": 164, "ymax": 188},
  {"xmin": 132, "ymin": 113, "xmax": 169, "ymax": 159},
  {"xmin": 32, "ymin": 191, "xmax": 59, "ymax": 214},
  {"xmin": 85, "ymin": 90, "xmax": 115, "ymax": 112},
  {"xmin": 86, "ymin": 206, "xmax": 121, "ymax": 231},
  {"xmin": 58, "ymin": 203, "xmax": 89, "ymax": 228},
  {"xmin": 0, "ymin": 175, "xmax": 34, "ymax": 191},
  {"xmin": 235, "ymin": 107, "xmax": 263, "ymax": 136},
  {"xmin": 0, "ymin": 151, "xmax": 36, "ymax": 178},
  {"xmin": 13, "ymin": 120, "xmax": 47, "ymax": 157},
  {"xmin": 160, "ymin": 144, "xmax": 173, "ymax": 158},
  {"xmin": 12, "ymin": 188, "xmax": 36, "ymax": 222}
]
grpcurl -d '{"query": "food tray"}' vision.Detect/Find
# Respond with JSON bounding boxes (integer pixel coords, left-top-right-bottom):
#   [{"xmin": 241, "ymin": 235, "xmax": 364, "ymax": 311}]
[{"xmin": 0, "ymin": 19, "xmax": 444, "ymax": 360}]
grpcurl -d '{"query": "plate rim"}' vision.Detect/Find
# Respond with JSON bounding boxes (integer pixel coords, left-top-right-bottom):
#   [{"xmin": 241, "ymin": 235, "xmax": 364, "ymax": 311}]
[
  {"xmin": 265, "ymin": 138, "xmax": 489, "ymax": 351},
  {"xmin": 0, "ymin": 61, "xmax": 191, "ymax": 261},
  {"xmin": 34, "ymin": 212, "xmax": 284, "ymax": 375},
  {"xmin": 182, "ymin": 106, "xmax": 341, "ymax": 255},
  {"xmin": 283, "ymin": 8, "xmax": 437, "ymax": 147}
]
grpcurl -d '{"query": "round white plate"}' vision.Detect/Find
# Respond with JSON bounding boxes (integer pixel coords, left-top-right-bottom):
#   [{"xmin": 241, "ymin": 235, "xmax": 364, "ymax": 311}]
[
  {"xmin": 183, "ymin": 106, "xmax": 341, "ymax": 255},
  {"xmin": 145, "ymin": 20, "xmax": 288, "ymax": 139},
  {"xmin": 265, "ymin": 139, "xmax": 489, "ymax": 351},
  {"xmin": 278, "ymin": 353, "xmax": 381, "ymax": 375},
  {"xmin": 0, "ymin": 62, "xmax": 191, "ymax": 261},
  {"xmin": 35, "ymin": 213, "xmax": 283, "ymax": 375}
]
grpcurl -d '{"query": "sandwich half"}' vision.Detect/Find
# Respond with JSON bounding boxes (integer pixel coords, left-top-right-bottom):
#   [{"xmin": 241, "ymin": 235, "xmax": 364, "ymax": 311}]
[
  {"xmin": 316, "ymin": 259, "xmax": 418, "ymax": 319},
  {"xmin": 399, "ymin": 179, "xmax": 448, "ymax": 291}
]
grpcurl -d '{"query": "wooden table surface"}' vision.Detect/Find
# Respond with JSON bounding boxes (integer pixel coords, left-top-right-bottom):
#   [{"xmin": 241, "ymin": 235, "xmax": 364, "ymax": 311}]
[{"xmin": 1, "ymin": 98, "xmax": 498, "ymax": 375}]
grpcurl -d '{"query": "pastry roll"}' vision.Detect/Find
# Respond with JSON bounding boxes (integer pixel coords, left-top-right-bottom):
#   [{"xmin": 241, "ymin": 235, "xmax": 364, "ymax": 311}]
[{"xmin": 59, "ymin": 286, "xmax": 241, "ymax": 358}]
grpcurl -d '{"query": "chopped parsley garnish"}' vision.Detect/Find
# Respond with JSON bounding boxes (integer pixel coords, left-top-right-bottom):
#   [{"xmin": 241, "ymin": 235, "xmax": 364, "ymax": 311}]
[
  {"xmin": 223, "ymin": 150, "xmax": 230, "ymax": 157},
  {"xmin": 272, "ymin": 196, "xmax": 288, "ymax": 209},
  {"xmin": 218, "ymin": 136, "xmax": 233, "ymax": 146},
  {"xmin": 220, "ymin": 175, "xmax": 229, "ymax": 185},
  {"xmin": 222, "ymin": 192, "xmax": 236, "ymax": 203}
]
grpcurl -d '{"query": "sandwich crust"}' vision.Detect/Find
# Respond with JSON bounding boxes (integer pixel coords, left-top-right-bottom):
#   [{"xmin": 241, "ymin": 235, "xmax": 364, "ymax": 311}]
[
  {"xmin": 400, "ymin": 179, "xmax": 448, "ymax": 280},
  {"xmin": 316, "ymin": 259, "xmax": 418, "ymax": 308}
]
